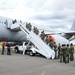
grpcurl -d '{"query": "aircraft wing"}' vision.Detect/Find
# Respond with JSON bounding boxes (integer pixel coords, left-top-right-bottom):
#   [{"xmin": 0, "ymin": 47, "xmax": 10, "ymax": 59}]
[
  {"xmin": 63, "ymin": 31, "xmax": 75, "ymax": 35},
  {"xmin": 38, "ymin": 28, "xmax": 75, "ymax": 40}
]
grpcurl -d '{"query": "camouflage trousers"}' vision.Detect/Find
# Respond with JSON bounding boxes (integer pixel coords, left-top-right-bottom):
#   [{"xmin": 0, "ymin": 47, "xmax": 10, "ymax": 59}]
[
  {"xmin": 60, "ymin": 54, "xmax": 63, "ymax": 63},
  {"xmin": 65, "ymin": 54, "xmax": 69, "ymax": 63},
  {"xmin": 70, "ymin": 53, "xmax": 74, "ymax": 61}
]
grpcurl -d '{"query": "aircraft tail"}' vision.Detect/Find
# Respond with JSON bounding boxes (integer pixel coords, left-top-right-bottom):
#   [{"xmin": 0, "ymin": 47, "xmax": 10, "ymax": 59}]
[{"xmin": 70, "ymin": 20, "xmax": 75, "ymax": 31}]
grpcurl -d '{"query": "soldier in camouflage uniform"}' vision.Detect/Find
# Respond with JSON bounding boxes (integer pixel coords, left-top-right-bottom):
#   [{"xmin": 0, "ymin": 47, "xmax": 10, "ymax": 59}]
[
  {"xmin": 44, "ymin": 36, "xmax": 49, "ymax": 44},
  {"xmin": 54, "ymin": 42, "xmax": 57, "ymax": 59},
  {"xmin": 33, "ymin": 27, "xmax": 39, "ymax": 35},
  {"xmin": 62, "ymin": 44, "xmax": 66, "ymax": 63},
  {"xmin": 49, "ymin": 38, "xmax": 54, "ymax": 49},
  {"xmin": 70, "ymin": 43, "xmax": 74, "ymax": 61},
  {"xmin": 59, "ymin": 44, "xmax": 63, "ymax": 63},
  {"xmin": 65, "ymin": 44, "xmax": 70, "ymax": 63},
  {"xmin": 26, "ymin": 23, "xmax": 32, "ymax": 31},
  {"xmin": 60, "ymin": 44, "xmax": 66, "ymax": 63},
  {"xmin": 26, "ymin": 22, "xmax": 29, "ymax": 29},
  {"xmin": 40, "ymin": 31, "xmax": 45, "ymax": 40},
  {"xmin": 36, "ymin": 28, "xmax": 39, "ymax": 35},
  {"xmin": 28, "ymin": 23, "xmax": 32, "ymax": 31},
  {"xmin": 58, "ymin": 43, "xmax": 61, "ymax": 58}
]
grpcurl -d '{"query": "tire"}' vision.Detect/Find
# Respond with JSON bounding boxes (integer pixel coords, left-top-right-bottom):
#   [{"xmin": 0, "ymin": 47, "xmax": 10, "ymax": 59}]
[
  {"xmin": 15, "ymin": 48, "xmax": 19, "ymax": 53},
  {"xmin": 29, "ymin": 51, "xmax": 34, "ymax": 56}
]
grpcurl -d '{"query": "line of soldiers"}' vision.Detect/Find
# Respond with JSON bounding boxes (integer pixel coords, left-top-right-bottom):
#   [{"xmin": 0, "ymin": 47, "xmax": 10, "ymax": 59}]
[
  {"xmin": 25, "ymin": 23, "xmax": 74, "ymax": 63},
  {"xmin": 26, "ymin": 22, "xmax": 42, "ymax": 36}
]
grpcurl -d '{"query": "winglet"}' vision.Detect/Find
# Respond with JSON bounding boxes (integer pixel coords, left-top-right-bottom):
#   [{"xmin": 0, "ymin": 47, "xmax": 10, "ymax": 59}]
[{"xmin": 70, "ymin": 20, "xmax": 75, "ymax": 31}]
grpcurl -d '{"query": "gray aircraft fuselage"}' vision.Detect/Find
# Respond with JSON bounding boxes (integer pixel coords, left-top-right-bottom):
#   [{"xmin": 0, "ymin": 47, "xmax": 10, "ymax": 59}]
[{"xmin": 0, "ymin": 17, "xmax": 27, "ymax": 42}]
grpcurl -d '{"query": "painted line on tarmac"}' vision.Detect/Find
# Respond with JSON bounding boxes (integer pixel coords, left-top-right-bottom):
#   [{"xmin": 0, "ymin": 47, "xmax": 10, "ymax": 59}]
[{"xmin": 41, "ymin": 71, "xmax": 45, "ymax": 75}]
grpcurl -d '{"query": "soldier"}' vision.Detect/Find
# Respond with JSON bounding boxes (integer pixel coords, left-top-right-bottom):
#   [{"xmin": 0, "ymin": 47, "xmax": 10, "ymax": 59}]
[
  {"xmin": 49, "ymin": 38, "xmax": 54, "ymax": 49},
  {"xmin": 70, "ymin": 43, "xmax": 74, "ymax": 61},
  {"xmin": 36, "ymin": 27, "xmax": 39, "ymax": 35},
  {"xmin": 40, "ymin": 31, "xmax": 45, "ymax": 40},
  {"xmin": 7, "ymin": 42, "xmax": 11, "ymax": 55},
  {"xmin": 61, "ymin": 44, "xmax": 66, "ymax": 63},
  {"xmin": 12, "ymin": 19, "xmax": 17, "ymax": 24},
  {"xmin": 54, "ymin": 42, "xmax": 57, "ymax": 59},
  {"xmin": 33, "ymin": 26, "xmax": 36, "ymax": 33},
  {"xmin": 34, "ymin": 27, "xmax": 39, "ymax": 35},
  {"xmin": 59, "ymin": 44, "xmax": 63, "ymax": 63},
  {"xmin": 1, "ymin": 43, "xmax": 5, "ymax": 55},
  {"xmin": 26, "ymin": 23, "xmax": 32, "ymax": 31},
  {"xmin": 26, "ymin": 22, "xmax": 29, "ymax": 29},
  {"xmin": 44, "ymin": 36, "xmax": 49, "ymax": 44},
  {"xmin": 58, "ymin": 43, "xmax": 61, "ymax": 58},
  {"xmin": 65, "ymin": 44, "xmax": 70, "ymax": 63},
  {"xmin": 28, "ymin": 23, "xmax": 32, "ymax": 31}
]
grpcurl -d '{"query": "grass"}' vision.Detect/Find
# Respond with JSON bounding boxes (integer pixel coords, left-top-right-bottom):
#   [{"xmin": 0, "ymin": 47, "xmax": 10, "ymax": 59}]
[{"xmin": 0, "ymin": 42, "xmax": 3, "ymax": 46}]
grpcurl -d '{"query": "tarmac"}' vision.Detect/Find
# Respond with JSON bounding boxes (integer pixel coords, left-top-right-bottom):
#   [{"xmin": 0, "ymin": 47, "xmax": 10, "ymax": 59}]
[{"xmin": 0, "ymin": 47, "xmax": 75, "ymax": 75}]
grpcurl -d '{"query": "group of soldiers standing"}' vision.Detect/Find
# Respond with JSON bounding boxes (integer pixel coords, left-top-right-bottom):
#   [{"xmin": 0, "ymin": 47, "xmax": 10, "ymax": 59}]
[
  {"xmin": 44, "ymin": 36, "xmax": 74, "ymax": 63},
  {"xmin": 58, "ymin": 43, "xmax": 74, "ymax": 63},
  {"xmin": 44, "ymin": 37, "xmax": 74, "ymax": 63}
]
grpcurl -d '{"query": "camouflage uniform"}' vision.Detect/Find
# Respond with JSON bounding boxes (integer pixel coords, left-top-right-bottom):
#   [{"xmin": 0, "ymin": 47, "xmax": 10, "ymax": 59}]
[
  {"xmin": 2, "ymin": 43, "xmax": 5, "ymax": 55},
  {"xmin": 26, "ymin": 22, "xmax": 29, "ymax": 29},
  {"xmin": 62, "ymin": 45, "xmax": 66, "ymax": 63},
  {"xmin": 49, "ymin": 40, "xmax": 54, "ymax": 49},
  {"xmin": 58, "ymin": 43, "xmax": 61, "ymax": 58},
  {"xmin": 60, "ymin": 44, "xmax": 66, "ymax": 63},
  {"xmin": 60, "ymin": 46, "xmax": 63, "ymax": 63},
  {"xmin": 36, "ymin": 28, "xmax": 39, "ymax": 35},
  {"xmin": 65, "ymin": 44, "xmax": 70, "ymax": 63},
  {"xmin": 40, "ymin": 31, "xmax": 45, "ymax": 40},
  {"xmin": 28, "ymin": 23, "xmax": 32, "ymax": 31},
  {"xmin": 70, "ymin": 43, "xmax": 74, "ymax": 61},
  {"xmin": 33, "ymin": 27, "xmax": 39, "ymax": 35},
  {"xmin": 26, "ymin": 23, "xmax": 32, "ymax": 31},
  {"xmin": 54, "ymin": 42, "xmax": 57, "ymax": 59},
  {"xmin": 44, "ymin": 37, "xmax": 49, "ymax": 44}
]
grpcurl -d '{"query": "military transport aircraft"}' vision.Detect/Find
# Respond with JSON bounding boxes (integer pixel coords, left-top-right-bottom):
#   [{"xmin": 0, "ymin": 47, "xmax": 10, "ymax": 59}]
[
  {"xmin": 0, "ymin": 16, "xmax": 71, "ymax": 44},
  {"xmin": 0, "ymin": 16, "xmax": 72, "ymax": 59}
]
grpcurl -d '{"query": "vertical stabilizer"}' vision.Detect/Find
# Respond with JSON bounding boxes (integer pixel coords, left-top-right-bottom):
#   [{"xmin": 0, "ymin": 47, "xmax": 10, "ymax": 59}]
[{"xmin": 70, "ymin": 20, "xmax": 75, "ymax": 31}]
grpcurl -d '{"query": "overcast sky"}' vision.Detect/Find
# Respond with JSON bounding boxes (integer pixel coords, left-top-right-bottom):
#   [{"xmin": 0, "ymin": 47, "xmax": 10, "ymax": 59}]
[{"xmin": 0, "ymin": 0, "xmax": 75, "ymax": 31}]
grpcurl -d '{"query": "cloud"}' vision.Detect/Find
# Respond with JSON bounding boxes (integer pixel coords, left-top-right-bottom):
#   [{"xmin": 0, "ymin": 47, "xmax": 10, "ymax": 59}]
[
  {"xmin": 0, "ymin": 0, "xmax": 17, "ymax": 10},
  {"xmin": 32, "ymin": 14, "xmax": 67, "ymax": 21},
  {"xmin": 0, "ymin": 0, "xmax": 75, "ymax": 31}
]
